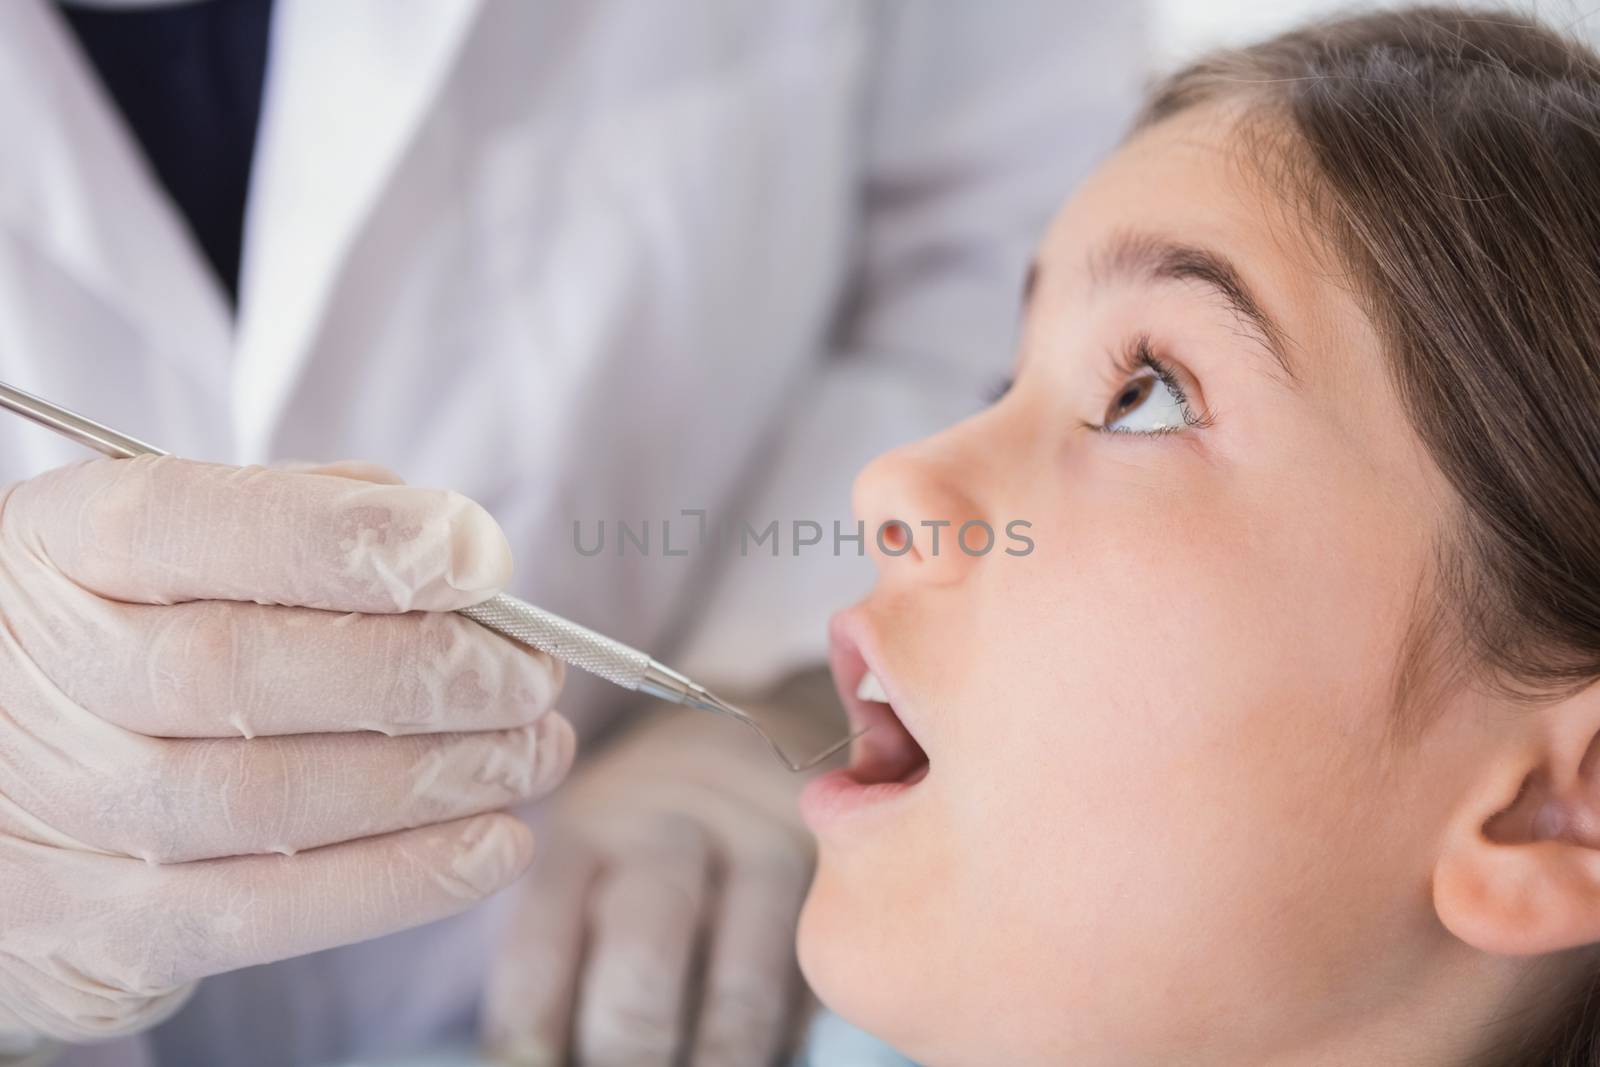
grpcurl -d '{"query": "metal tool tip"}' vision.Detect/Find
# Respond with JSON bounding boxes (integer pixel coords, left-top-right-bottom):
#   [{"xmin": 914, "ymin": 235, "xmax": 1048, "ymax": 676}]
[
  {"xmin": 788, "ymin": 726, "xmax": 871, "ymax": 772},
  {"xmin": 694, "ymin": 690, "xmax": 869, "ymax": 772}
]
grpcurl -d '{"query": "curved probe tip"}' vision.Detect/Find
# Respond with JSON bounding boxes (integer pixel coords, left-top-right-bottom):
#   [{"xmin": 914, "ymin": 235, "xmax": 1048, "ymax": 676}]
[
  {"xmin": 696, "ymin": 691, "xmax": 870, "ymax": 772},
  {"xmin": 786, "ymin": 726, "xmax": 871, "ymax": 772}
]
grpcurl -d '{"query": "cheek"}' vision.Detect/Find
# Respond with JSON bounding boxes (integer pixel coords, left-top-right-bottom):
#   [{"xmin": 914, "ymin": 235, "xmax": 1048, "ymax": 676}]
[
  {"xmin": 986, "ymin": 445, "xmax": 1424, "ymax": 774},
  {"xmin": 912, "ymin": 466, "xmax": 1433, "ymax": 1043}
]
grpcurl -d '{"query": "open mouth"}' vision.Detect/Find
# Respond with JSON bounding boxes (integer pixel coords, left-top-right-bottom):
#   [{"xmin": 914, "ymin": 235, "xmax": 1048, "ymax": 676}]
[
  {"xmin": 799, "ymin": 610, "xmax": 931, "ymax": 829},
  {"xmin": 846, "ymin": 667, "xmax": 930, "ymax": 787}
]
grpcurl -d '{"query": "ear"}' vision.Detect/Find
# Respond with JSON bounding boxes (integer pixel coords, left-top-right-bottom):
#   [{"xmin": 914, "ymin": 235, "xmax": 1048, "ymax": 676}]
[{"xmin": 1434, "ymin": 681, "xmax": 1600, "ymax": 956}]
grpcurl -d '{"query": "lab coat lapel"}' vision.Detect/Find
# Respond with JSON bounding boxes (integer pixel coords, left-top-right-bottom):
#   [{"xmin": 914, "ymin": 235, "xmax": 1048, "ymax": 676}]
[
  {"xmin": 232, "ymin": 0, "xmax": 484, "ymax": 462},
  {"xmin": 0, "ymin": 0, "xmax": 231, "ymax": 390}
]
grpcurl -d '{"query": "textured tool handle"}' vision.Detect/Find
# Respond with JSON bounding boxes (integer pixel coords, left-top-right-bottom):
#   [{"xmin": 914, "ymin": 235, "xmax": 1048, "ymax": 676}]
[{"xmin": 457, "ymin": 593, "xmax": 651, "ymax": 690}]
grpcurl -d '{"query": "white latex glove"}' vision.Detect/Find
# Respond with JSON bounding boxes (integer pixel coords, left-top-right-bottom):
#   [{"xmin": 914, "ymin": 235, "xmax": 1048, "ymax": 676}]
[
  {"xmin": 0, "ymin": 455, "xmax": 574, "ymax": 1045},
  {"xmin": 482, "ymin": 670, "xmax": 838, "ymax": 1067}
]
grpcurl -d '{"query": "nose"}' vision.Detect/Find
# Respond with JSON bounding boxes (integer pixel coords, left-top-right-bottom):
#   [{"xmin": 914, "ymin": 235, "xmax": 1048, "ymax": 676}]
[{"xmin": 852, "ymin": 422, "xmax": 999, "ymax": 586}]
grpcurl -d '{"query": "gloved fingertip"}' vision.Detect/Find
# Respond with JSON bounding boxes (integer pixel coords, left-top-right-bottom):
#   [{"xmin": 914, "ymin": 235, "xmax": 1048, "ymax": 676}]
[
  {"xmin": 531, "ymin": 713, "xmax": 578, "ymax": 795},
  {"xmin": 445, "ymin": 813, "xmax": 537, "ymax": 901},
  {"xmin": 445, "ymin": 492, "xmax": 515, "ymax": 600}
]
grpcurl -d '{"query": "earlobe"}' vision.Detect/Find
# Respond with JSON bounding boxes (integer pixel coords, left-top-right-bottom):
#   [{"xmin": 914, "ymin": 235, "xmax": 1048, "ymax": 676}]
[
  {"xmin": 1435, "ymin": 686, "xmax": 1600, "ymax": 956},
  {"xmin": 1434, "ymin": 829, "xmax": 1600, "ymax": 956}
]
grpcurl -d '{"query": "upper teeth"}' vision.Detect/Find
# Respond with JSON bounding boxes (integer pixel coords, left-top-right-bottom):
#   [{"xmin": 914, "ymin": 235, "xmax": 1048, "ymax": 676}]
[{"xmin": 856, "ymin": 670, "xmax": 889, "ymax": 704}]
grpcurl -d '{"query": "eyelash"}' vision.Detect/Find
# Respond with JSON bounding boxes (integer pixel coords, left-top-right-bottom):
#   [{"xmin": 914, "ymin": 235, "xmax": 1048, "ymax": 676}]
[
  {"xmin": 982, "ymin": 335, "xmax": 1214, "ymax": 434},
  {"xmin": 1087, "ymin": 334, "xmax": 1214, "ymax": 435}
]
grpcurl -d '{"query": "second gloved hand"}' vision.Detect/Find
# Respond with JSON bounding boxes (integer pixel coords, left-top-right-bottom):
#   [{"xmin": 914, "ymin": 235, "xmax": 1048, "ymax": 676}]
[{"xmin": 484, "ymin": 671, "xmax": 838, "ymax": 1067}]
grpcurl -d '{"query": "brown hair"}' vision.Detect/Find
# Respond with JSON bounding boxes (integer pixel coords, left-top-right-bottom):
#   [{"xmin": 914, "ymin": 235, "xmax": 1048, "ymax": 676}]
[{"xmin": 1138, "ymin": 6, "xmax": 1600, "ymax": 1064}]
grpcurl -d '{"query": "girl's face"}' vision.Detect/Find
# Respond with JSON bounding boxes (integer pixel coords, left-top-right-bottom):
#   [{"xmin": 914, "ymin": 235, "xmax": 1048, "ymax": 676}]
[{"xmin": 797, "ymin": 107, "xmax": 1492, "ymax": 1064}]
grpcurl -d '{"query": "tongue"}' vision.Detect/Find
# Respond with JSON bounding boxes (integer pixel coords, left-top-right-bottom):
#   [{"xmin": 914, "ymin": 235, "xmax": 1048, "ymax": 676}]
[{"xmin": 849, "ymin": 700, "xmax": 927, "ymax": 785}]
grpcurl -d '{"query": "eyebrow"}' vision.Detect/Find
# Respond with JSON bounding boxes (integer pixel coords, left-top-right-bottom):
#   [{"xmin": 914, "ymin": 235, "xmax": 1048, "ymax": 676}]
[{"xmin": 1026, "ymin": 230, "xmax": 1298, "ymax": 383}]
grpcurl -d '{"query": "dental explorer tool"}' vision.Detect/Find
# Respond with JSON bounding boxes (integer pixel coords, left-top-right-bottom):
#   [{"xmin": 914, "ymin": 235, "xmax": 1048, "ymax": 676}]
[{"xmin": 0, "ymin": 379, "xmax": 859, "ymax": 772}]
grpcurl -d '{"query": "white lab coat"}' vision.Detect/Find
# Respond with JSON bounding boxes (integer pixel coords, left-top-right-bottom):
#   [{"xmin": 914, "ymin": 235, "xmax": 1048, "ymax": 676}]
[{"xmin": 0, "ymin": 1, "xmax": 1141, "ymax": 1063}]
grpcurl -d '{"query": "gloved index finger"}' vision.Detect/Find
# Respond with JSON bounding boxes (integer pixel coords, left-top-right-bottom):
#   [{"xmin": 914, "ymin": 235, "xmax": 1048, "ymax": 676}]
[{"xmin": 4, "ymin": 455, "xmax": 513, "ymax": 613}]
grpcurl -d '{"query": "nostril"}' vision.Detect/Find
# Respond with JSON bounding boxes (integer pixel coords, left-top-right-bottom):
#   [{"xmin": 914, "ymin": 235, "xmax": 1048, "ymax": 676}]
[{"xmin": 880, "ymin": 519, "xmax": 910, "ymax": 554}]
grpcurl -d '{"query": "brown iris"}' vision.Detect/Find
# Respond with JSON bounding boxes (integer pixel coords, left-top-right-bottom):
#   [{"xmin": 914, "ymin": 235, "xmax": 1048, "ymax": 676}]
[{"xmin": 1104, "ymin": 373, "xmax": 1157, "ymax": 425}]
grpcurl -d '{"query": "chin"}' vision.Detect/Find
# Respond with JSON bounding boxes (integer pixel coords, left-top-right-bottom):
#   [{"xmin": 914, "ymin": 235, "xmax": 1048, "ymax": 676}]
[
  {"xmin": 796, "ymin": 863, "xmax": 851, "ymax": 1009},
  {"xmin": 797, "ymin": 862, "xmax": 944, "ymax": 1061}
]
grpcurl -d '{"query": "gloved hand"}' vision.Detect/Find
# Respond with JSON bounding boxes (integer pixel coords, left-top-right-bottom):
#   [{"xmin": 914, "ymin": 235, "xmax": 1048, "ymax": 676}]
[
  {"xmin": 483, "ymin": 670, "xmax": 838, "ymax": 1067},
  {"xmin": 0, "ymin": 455, "xmax": 574, "ymax": 1045}
]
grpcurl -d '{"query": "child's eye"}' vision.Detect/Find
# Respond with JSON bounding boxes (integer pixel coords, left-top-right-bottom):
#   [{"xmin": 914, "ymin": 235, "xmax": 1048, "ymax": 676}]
[
  {"xmin": 1102, "ymin": 371, "xmax": 1190, "ymax": 433},
  {"xmin": 1094, "ymin": 335, "xmax": 1210, "ymax": 435}
]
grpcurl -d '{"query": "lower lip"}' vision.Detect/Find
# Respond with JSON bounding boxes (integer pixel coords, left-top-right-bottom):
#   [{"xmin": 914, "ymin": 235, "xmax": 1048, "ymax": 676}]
[{"xmin": 799, "ymin": 766, "xmax": 927, "ymax": 830}]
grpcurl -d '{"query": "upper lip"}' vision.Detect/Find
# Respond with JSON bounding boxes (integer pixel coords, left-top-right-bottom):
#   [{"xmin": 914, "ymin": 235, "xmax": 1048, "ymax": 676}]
[{"xmin": 828, "ymin": 607, "xmax": 929, "ymax": 783}]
